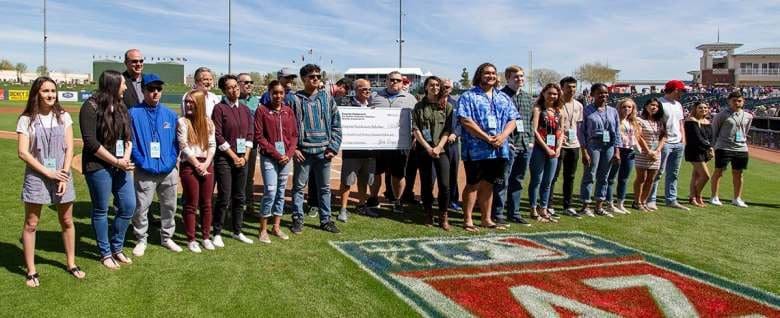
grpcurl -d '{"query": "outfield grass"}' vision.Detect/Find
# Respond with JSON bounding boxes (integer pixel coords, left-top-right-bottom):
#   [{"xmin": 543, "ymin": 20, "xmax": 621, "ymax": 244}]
[{"xmin": 0, "ymin": 138, "xmax": 778, "ymax": 317}]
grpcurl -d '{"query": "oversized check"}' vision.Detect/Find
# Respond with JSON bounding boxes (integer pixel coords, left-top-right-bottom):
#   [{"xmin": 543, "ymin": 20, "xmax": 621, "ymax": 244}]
[{"xmin": 340, "ymin": 106, "xmax": 412, "ymax": 150}]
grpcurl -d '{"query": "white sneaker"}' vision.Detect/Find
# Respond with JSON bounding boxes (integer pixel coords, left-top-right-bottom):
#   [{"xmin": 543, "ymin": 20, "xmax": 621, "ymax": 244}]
[
  {"xmin": 732, "ymin": 198, "xmax": 749, "ymax": 208},
  {"xmin": 233, "ymin": 233, "xmax": 254, "ymax": 244},
  {"xmin": 617, "ymin": 201, "xmax": 630, "ymax": 214},
  {"xmin": 646, "ymin": 201, "xmax": 658, "ymax": 210},
  {"xmin": 202, "ymin": 239, "xmax": 216, "ymax": 250},
  {"xmin": 132, "ymin": 242, "xmax": 147, "ymax": 257},
  {"xmin": 188, "ymin": 241, "xmax": 202, "ymax": 253},
  {"xmin": 213, "ymin": 235, "xmax": 225, "ymax": 248},
  {"xmin": 608, "ymin": 203, "xmax": 626, "ymax": 214},
  {"xmin": 710, "ymin": 197, "xmax": 723, "ymax": 206},
  {"xmin": 162, "ymin": 239, "xmax": 183, "ymax": 253}
]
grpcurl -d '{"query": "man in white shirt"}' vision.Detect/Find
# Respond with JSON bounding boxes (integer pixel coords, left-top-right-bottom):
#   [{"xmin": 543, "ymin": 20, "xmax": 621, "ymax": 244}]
[
  {"xmin": 181, "ymin": 67, "xmax": 221, "ymax": 117},
  {"xmin": 648, "ymin": 80, "xmax": 689, "ymax": 211}
]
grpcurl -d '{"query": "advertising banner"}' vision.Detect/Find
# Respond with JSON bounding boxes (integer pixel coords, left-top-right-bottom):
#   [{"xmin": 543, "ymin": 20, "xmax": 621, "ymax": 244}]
[
  {"xmin": 339, "ymin": 106, "xmax": 412, "ymax": 150},
  {"xmin": 58, "ymin": 91, "xmax": 78, "ymax": 102},
  {"xmin": 0, "ymin": 87, "xmax": 5, "ymax": 101},
  {"xmin": 79, "ymin": 91, "xmax": 93, "ymax": 102},
  {"xmin": 9, "ymin": 89, "xmax": 29, "ymax": 101}
]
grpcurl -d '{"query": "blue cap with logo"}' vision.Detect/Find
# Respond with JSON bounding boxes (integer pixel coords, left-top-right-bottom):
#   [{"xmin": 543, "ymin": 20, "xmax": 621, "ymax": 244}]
[{"xmin": 142, "ymin": 73, "xmax": 165, "ymax": 87}]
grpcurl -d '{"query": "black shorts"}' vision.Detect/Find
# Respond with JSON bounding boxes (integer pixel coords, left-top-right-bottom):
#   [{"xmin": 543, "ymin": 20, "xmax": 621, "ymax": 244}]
[
  {"xmin": 464, "ymin": 159, "xmax": 507, "ymax": 185},
  {"xmin": 714, "ymin": 149, "xmax": 748, "ymax": 170},
  {"xmin": 374, "ymin": 150, "xmax": 408, "ymax": 178}
]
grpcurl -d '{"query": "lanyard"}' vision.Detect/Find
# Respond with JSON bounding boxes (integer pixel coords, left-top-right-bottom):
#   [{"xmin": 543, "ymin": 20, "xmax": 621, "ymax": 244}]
[
  {"xmin": 144, "ymin": 106, "xmax": 159, "ymax": 142},
  {"xmin": 596, "ymin": 106, "xmax": 610, "ymax": 130},
  {"xmin": 732, "ymin": 110, "xmax": 746, "ymax": 132},
  {"xmin": 36, "ymin": 114, "xmax": 55, "ymax": 158},
  {"xmin": 563, "ymin": 101, "xmax": 576, "ymax": 129}
]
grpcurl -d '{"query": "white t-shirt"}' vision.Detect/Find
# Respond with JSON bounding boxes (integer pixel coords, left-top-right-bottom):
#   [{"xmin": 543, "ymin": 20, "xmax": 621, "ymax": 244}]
[
  {"xmin": 659, "ymin": 96, "xmax": 684, "ymax": 144},
  {"xmin": 16, "ymin": 112, "xmax": 73, "ymax": 140}
]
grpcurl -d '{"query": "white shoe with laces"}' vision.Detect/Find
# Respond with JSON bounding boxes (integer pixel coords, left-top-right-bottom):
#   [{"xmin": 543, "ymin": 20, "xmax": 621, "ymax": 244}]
[
  {"xmin": 213, "ymin": 235, "xmax": 225, "ymax": 248},
  {"xmin": 732, "ymin": 198, "xmax": 749, "ymax": 208},
  {"xmin": 233, "ymin": 233, "xmax": 254, "ymax": 244},
  {"xmin": 188, "ymin": 241, "xmax": 202, "ymax": 253},
  {"xmin": 132, "ymin": 242, "xmax": 147, "ymax": 257},
  {"xmin": 162, "ymin": 239, "xmax": 183, "ymax": 253},
  {"xmin": 202, "ymin": 239, "xmax": 216, "ymax": 250},
  {"xmin": 710, "ymin": 197, "xmax": 723, "ymax": 206}
]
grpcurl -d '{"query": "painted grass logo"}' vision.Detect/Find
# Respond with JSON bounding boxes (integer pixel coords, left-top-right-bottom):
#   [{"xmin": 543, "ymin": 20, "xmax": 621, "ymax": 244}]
[{"xmin": 331, "ymin": 232, "xmax": 780, "ymax": 317}]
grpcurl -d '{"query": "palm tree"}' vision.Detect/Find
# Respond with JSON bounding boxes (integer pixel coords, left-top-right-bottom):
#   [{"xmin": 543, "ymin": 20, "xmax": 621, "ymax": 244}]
[{"xmin": 15, "ymin": 63, "xmax": 27, "ymax": 83}]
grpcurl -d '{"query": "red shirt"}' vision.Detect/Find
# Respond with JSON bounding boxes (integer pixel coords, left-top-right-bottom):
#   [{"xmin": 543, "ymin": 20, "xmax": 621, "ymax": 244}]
[{"xmin": 254, "ymin": 104, "xmax": 298, "ymax": 161}]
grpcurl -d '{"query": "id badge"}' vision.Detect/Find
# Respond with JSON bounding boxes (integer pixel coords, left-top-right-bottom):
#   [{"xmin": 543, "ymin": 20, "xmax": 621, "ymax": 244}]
[
  {"xmin": 236, "ymin": 138, "xmax": 247, "ymax": 154},
  {"xmin": 650, "ymin": 141, "xmax": 658, "ymax": 150},
  {"xmin": 43, "ymin": 158, "xmax": 57, "ymax": 170},
  {"xmin": 115, "ymin": 139, "xmax": 125, "ymax": 157},
  {"xmin": 546, "ymin": 134, "xmax": 556, "ymax": 147},
  {"xmin": 735, "ymin": 131, "xmax": 746, "ymax": 143},
  {"xmin": 274, "ymin": 141, "xmax": 286, "ymax": 155},
  {"xmin": 422, "ymin": 129, "xmax": 433, "ymax": 143},
  {"xmin": 150, "ymin": 142, "xmax": 161, "ymax": 159},
  {"xmin": 487, "ymin": 115, "xmax": 497, "ymax": 129},
  {"xmin": 601, "ymin": 130, "xmax": 611, "ymax": 143},
  {"xmin": 567, "ymin": 128, "xmax": 576, "ymax": 141},
  {"xmin": 516, "ymin": 120, "xmax": 524, "ymax": 132}
]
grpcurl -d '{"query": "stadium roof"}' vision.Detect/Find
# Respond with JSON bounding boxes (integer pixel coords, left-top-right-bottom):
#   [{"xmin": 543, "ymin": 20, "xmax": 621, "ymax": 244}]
[
  {"xmin": 344, "ymin": 67, "xmax": 424, "ymax": 76},
  {"xmin": 734, "ymin": 48, "xmax": 780, "ymax": 56},
  {"xmin": 695, "ymin": 42, "xmax": 742, "ymax": 50}
]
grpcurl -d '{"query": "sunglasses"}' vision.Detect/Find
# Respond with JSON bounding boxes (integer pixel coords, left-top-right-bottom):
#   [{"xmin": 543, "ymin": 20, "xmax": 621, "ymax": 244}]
[
  {"xmin": 358, "ymin": 88, "xmax": 372, "ymax": 91},
  {"xmin": 306, "ymin": 74, "xmax": 322, "ymax": 80},
  {"xmin": 184, "ymin": 99, "xmax": 195, "ymax": 104},
  {"xmin": 240, "ymin": 80, "xmax": 254, "ymax": 84},
  {"xmin": 146, "ymin": 86, "xmax": 163, "ymax": 92},
  {"xmin": 388, "ymin": 78, "xmax": 403, "ymax": 83},
  {"xmin": 443, "ymin": 86, "xmax": 453, "ymax": 89},
  {"xmin": 128, "ymin": 59, "xmax": 144, "ymax": 64}
]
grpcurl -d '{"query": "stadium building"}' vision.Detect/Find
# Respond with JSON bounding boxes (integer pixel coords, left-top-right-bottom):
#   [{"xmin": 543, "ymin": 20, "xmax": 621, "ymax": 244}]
[
  {"xmin": 92, "ymin": 60, "xmax": 185, "ymax": 85},
  {"xmin": 343, "ymin": 67, "xmax": 429, "ymax": 88},
  {"xmin": 696, "ymin": 43, "xmax": 780, "ymax": 87}
]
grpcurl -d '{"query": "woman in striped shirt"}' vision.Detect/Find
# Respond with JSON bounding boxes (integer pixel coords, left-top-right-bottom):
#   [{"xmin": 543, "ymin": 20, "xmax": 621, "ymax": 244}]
[{"xmin": 633, "ymin": 98, "xmax": 667, "ymax": 211}]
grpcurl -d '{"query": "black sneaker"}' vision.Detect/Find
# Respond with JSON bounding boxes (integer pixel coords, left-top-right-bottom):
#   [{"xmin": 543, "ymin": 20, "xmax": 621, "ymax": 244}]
[
  {"xmin": 366, "ymin": 196, "xmax": 380, "ymax": 208},
  {"xmin": 392, "ymin": 201, "xmax": 404, "ymax": 214},
  {"xmin": 509, "ymin": 217, "xmax": 532, "ymax": 227},
  {"xmin": 290, "ymin": 217, "xmax": 304, "ymax": 234},
  {"xmin": 320, "ymin": 221, "xmax": 341, "ymax": 233},
  {"xmin": 359, "ymin": 205, "xmax": 380, "ymax": 217}
]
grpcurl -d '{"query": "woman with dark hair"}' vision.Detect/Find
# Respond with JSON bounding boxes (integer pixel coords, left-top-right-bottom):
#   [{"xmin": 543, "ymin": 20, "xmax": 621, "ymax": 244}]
[
  {"xmin": 412, "ymin": 76, "xmax": 453, "ymax": 230},
  {"xmin": 528, "ymin": 83, "xmax": 563, "ymax": 222},
  {"xmin": 80, "ymin": 70, "xmax": 136, "ymax": 269},
  {"xmin": 212, "ymin": 74, "xmax": 254, "ymax": 246},
  {"xmin": 178, "ymin": 89, "xmax": 216, "ymax": 252},
  {"xmin": 254, "ymin": 80, "xmax": 298, "ymax": 242},
  {"xmin": 18, "ymin": 77, "xmax": 84, "ymax": 287},
  {"xmin": 684, "ymin": 101, "xmax": 713, "ymax": 207},
  {"xmin": 633, "ymin": 98, "xmax": 667, "ymax": 211}
]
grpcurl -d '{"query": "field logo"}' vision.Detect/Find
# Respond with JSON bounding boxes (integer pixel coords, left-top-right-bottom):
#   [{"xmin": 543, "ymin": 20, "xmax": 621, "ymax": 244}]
[{"xmin": 331, "ymin": 232, "xmax": 780, "ymax": 317}]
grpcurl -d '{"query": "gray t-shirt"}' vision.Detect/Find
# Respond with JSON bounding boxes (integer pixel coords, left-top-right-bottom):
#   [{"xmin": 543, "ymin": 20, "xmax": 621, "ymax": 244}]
[
  {"xmin": 561, "ymin": 99, "xmax": 583, "ymax": 148},
  {"xmin": 712, "ymin": 109, "xmax": 752, "ymax": 152},
  {"xmin": 368, "ymin": 89, "xmax": 417, "ymax": 109}
]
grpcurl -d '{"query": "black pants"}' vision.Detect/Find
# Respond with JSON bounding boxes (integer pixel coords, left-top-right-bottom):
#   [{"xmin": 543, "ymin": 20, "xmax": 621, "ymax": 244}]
[
  {"xmin": 401, "ymin": 149, "xmax": 419, "ymax": 201},
  {"xmin": 307, "ymin": 174, "xmax": 319, "ymax": 208},
  {"xmin": 447, "ymin": 140, "xmax": 460, "ymax": 202},
  {"xmin": 548, "ymin": 147, "xmax": 579, "ymax": 210},
  {"xmin": 213, "ymin": 154, "xmax": 247, "ymax": 235},
  {"xmin": 244, "ymin": 147, "xmax": 258, "ymax": 211},
  {"xmin": 415, "ymin": 145, "xmax": 450, "ymax": 212}
]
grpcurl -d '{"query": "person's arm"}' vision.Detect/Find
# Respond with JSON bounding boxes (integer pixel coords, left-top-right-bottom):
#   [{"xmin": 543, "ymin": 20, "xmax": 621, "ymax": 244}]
[
  {"xmin": 254, "ymin": 111, "xmax": 281, "ymax": 161},
  {"xmin": 177, "ymin": 119, "xmax": 200, "ymax": 167},
  {"xmin": 613, "ymin": 109, "xmax": 623, "ymax": 148},
  {"xmin": 243, "ymin": 106, "xmax": 254, "ymax": 150},
  {"xmin": 285, "ymin": 112, "xmax": 299, "ymax": 163},
  {"xmin": 531, "ymin": 107, "xmax": 553, "ymax": 155},
  {"xmin": 16, "ymin": 117, "xmax": 68, "ymax": 182},
  {"xmin": 710, "ymin": 113, "xmax": 722, "ymax": 147},
  {"xmin": 327, "ymin": 99, "xmax": 342, "ymax": 156},
  {"xmin": 679, "ymin": 115, "xmax": 686, "ymax": 145},
  {"xmin": 205, "ymin": 121, "xmax": 216, "ymax": 166},
  {"xmin": 459, "ymin": 117, "xmax": 491, "ymax": 142}
]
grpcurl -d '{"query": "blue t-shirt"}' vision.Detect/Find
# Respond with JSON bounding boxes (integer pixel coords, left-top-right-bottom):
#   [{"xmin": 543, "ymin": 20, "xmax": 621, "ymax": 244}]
[
  {"xmin": 456, "ymin": 86, "xmax": 519, "ymax": 161},
  {"xmin": 578, "ymin": 103, "xmax": 622, "ymax": 149},
  {"xmin": 129, "ymin": 102, "xmax": 179, "ymax": 174}
]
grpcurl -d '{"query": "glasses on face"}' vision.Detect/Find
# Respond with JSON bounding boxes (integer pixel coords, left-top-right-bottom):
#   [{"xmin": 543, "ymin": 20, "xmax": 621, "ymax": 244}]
[
  {"xmin": 306, "ymin": 74, "xmax": 322, "ymax": 80},
  {"xmin": 358, "ymin": 87, "xmax": 371, "ymax": 91},
  {"xmin": 184, "ymin": 99, "xmax": 195, "ymax": 104},
  {"xmin": 239, "ymin": 80, "xmax": 254, "ymax": 85},
  {"xmin": 443, "ymin": 86, "xmax": 452, "ymax": 90},
  {"xmin": 146, "ymin": 86, "xmax": 163, "ymax": 92},
  {"xmin": 129, "ymin": 59, "xmax": 144, "ymax": 64},
  {"xmin": 388, "ymin": 78, "xmax": 403, "ymax": 83}
]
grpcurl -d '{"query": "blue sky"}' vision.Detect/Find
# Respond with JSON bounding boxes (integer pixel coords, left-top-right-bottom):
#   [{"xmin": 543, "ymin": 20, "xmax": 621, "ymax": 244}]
[{"xmin": 1, "ymin": 0, "xmax": 778, "ymax": 82}]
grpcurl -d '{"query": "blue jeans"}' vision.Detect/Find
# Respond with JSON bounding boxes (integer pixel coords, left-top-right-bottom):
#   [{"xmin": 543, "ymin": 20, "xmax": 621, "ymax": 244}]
[
  {"xmin": 292, "ymin": 152, "xmax": 332, "ymax": 224},
  {"xmin": 580, "ymin": 145, "xmax": 615, "ymax": 203},
  {"xmin": 85, "ymin": 168, "xmax": 136, "ymax": 258},
  {"xmin": 528, "ymin": 147, "xmax": 558, "ymax": 209},
  {"xmin": 261, "ymin": 156, "xmax": 292, "ymax": 218},
  {"xmin": 492, "ymin": 146, "xmax": 530, "ymax": 220},
  {"xmin": 607, "ymin": 147, "xmax": 635, "ymax": 202},
  {"xmin": 649, "ymin": 142, "xmax": 684, "ymax": 204}
]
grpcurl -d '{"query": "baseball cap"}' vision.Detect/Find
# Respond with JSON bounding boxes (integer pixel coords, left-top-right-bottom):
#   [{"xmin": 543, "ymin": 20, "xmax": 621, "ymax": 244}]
[
  {"xmin": 277, "ymin": 67, "xmax": 297, "ymax": 79},
  {"xmin": 142, "ymin": 73, "xmax": 165, "ymax": 87},
  {"xmin": 664, "ymin": 80, "xmax": 686, "ymax": 92}
]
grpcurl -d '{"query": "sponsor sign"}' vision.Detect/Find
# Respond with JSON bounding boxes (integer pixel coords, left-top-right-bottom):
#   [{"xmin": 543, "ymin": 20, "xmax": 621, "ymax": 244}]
[
  {"xmin": 0, "ymin": 87, "xmax": 5, "ymax": 101},
  {"xmin": 58, "ymin": 91, "xmax": 78, "ymax": 102},
  {"xmin": 332, "ymin": 232, "xmax": 780, "ymax": 317},
  {"xmin": 9, "ymin": 89, "xmax": 29, "ymax": 101},
  {"xmin": 340, "ymin": 106, "xmax": 412, "ymax": 150},
  {"xmin": 78, "ymin": 91, "xmax": 93, "ymax": 102}
]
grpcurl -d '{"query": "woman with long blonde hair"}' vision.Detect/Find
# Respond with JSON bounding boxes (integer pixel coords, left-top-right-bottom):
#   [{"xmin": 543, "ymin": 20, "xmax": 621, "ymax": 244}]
[
  {"xmin": 606, "ymin": 98, "xmax": 640, "ymax": 213},
  {"xmin": 177, "ymin": 89, "xmax": 217, "ymax": 252}
]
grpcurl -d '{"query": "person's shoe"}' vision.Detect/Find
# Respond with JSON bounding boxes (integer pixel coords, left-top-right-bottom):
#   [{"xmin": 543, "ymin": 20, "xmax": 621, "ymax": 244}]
[
  {"xmin": 547, "ymin": 208, "xmax": 560, "ymax": 219},
  {"xmin": 359, "ymin": 205, "xmax": 380, "ymax": 217},
  {"xmin": 508, "ymin": 217, "xmax": 532, "ymax": 226},
  {"xmin": 366, "ymin": 196, "xmax": 380, "ymax": 208},
  {"xmin": 320, "ymin": 221, "xmax": 341, "ymax": 233},
  {"xmin": 392, "ymin": 201, "xmax": 404, "ymax": 214},
  {"xmin": 188, "ymin": 241, "xmax": 202, "ymax": 253},
  {"xmin": 290, "ymin": 218, "xmax": 304, "ymax": 234},
  {"xmin": 232, "ymin": 233, "xmax": 254, "ymax": 244},
  {"xmin": 162, "ymin": 239, "xmax": 183, "ymax": 253},
  {"xmin": 449, "ymin": 202, "xmax": 462, "ymax": 211},
  {"xmin": 710, "ymin": 196, "xmax": 723, "ymax": 206},
  {"xmin": 581, "ymin": 208, "xmax": 595, "ymax": 217},
  {"xmin": 594, "ymin": 208, "xmax": 614, "ymax": 218},
  {"xmin": 564, "ymin": 208, "xmax": 582, "ymax": 219},
  {"xmin": 212, "ymin": 235, "xmax": 225, "ymax": 248},
  {"xmin": 132, "ymin": 242, "xmax": 147, "ymax": 257},
  {"xmin": 646, "ymin": 201, "xmax": 658, "ymax": 210},
  {"xmin": 618, "ymin": 201, "xmax": 631, "ymax": 214},
  {"xmin": 337, "ymin": 209, "xmax": 348, "ymax": 223},
  {"xmin": 272, "ymin": 230, "xmax": 289, "ymax": 240},
  {"xmin": 307, "ymin": 207, "xmax": 319, "ymax": 218},
  {"xmin": 401, "ymin": 196, "xmax": 421, "ymax": 206},
  {"xmin": 495, "ymin": 219, "xmax": 511, "ymax": 228},
  {"xmin": 732, "ymin": 198, "xmax": 749, "ymax": 208},
  {"xmin": 202, "ymin": 239, "xmax": 216, "ymax": 250},
  {"xmin": 257, "ymin": 232, "xmax": 272, "ymax": 244},
  {"xmin": 608, "ymin": 203, "xmax": 626, "ymax": 215},
  {"xmin": 667, "ymin": 201, "xmax": 691, "ymax": 211},
  {"xmin": 112, "ymin": 252, "xmax": 132, "ymax": 265},
  {"xmin": 383, "ymin": 191, "xmax": 396, "ymax": 202}
]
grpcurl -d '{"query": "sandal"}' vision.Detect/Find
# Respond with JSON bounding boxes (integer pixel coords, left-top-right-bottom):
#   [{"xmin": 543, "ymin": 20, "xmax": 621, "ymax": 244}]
[
  {"xmin": 25, "ymin": 272, "xmax": 40, "ymax": 288},
  {"xmin": 68, "ymin": 266, "xmax": 86, "ymax": 280},
  {"xmin": 482, "ymin": 223, "xmax": 508, "ymax": 230},
  {"xmin": 463, "ymin": 224, "xmax": 479, "ymax": 233},
  {"xmin": 112, "ymin": 252, "xmax": 132, "ymax": 265},
  {"xmin": 100, "ymin": 255, "xmax": 120, "ymax": 270}
]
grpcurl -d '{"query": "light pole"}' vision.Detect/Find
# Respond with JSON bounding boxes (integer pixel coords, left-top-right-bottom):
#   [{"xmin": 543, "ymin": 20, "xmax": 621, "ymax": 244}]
[
  {"xmin": 228, "ymin": 0, "xmax": 232, "ymax": 74},
  {"xmin": 43, "ymin": 0, "xmax": 48, "ymax": 75},
  {"xmin": 397, "ymin": 0, "xmax": 404, "ymax": 68}
]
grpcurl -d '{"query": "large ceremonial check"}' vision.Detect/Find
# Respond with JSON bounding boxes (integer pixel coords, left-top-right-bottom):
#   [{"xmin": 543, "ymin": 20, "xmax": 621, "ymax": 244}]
[{"xmin": 340, "ymin": 106, "xmax": 412, "ymax": 150}]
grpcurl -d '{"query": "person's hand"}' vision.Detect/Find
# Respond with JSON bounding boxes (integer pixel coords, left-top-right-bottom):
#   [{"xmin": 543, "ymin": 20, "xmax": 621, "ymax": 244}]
[
  {"xmin": 56, "ymin": 181, "xmax": 67, "ymax": 196},
  {"xmin": 294, "ymin": 150, "xmax": 305, "ymax": 163},
  {"xmin": 48, "ymin": 169, "xmax": 69, "ymax": 182},
  {"xmin": 234, "ymin": 157, "xmax": 245, "ymax": 167},
  {"xmin": 324, "ymin": 150, "xmax": 336, "ymax": 160},
  {"xmin": 447, "ymin": 134, "xmax": 457, "ymax": 144},
  {"xmin": 612, "ymin": 152, "xmax": 621, "ymax": 164},
  {"xmin": 554, "ymin": 148, "xmax": 561, "ymax": 158},
  {"xmin": 279, "ymin": 156, "xmax": 290, "ymax": 165},
  {"xmin": 582, "ymin": 153, "xmax": 591, "ymax": 166},
  {"xmin": 426, "ymin": 147, "xmax": 436, "ymax": 157}
]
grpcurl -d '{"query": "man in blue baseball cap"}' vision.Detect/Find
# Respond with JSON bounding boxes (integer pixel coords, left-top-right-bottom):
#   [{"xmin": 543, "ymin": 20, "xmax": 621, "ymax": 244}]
[{"xmin": 128, "ymin": 73, "xmax": 182, "ymax": 256}]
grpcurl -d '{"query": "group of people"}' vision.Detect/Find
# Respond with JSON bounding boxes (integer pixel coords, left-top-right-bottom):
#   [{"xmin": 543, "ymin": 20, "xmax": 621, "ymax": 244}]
[{"xmin": 16, "ymin": 49, "xmax": 754, "ymax": 288}]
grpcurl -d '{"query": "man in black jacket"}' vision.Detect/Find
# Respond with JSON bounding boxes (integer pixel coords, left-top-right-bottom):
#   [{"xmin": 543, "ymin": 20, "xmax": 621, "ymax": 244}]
[{"xmin": 122, "ymin": 49, "xmax": 145, "ymax": 108}]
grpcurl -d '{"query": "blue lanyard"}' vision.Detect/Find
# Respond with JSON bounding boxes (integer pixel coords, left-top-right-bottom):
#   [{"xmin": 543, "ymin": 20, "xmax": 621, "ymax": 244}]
[{"xmin": 144, "ymin": 106, "xmax": 159, "ymax": 142}]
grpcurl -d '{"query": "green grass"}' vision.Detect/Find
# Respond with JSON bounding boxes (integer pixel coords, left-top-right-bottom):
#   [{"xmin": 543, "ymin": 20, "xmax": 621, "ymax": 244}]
[{"xmin": 0, "ymin": 139, "xmax": 778, "ymax": 317}]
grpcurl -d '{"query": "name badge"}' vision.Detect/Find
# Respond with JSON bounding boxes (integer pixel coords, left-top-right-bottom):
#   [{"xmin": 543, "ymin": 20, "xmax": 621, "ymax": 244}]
[
  {"xmin": 516, "ymin": 120, "xmax": 525, "ymax": 132},
  {"xmin": 274, "ymin": 141, "xmax": 286, "ymax": 155},
  {"xmin": 236, "ymin": 138, "xmax": 247, "ymax": 154},
  {"xmin": 115, "ymin": 139, "xmax": 125, "ymax": 157},
  {"xmin": 150, "ymin": 142, "xmax": 161, "ymax": 159},
  {"xmin": 650, "ymin": 141, "xmax": 658, "ymax": 150},
  {"xmin": 487, "ymin": 115, "xmax": 497, "ymax": 130},
  {"xmin": 546, "ymin": 134, "xmax": 556, "ymax": 147},
  {"xmin": 567, "ymin": 128, "xmax": 576, "ymax": 141},
  {"xmin": 601, "ymin": 130, "xmax": 611, "ymax": 143},
  {"xmin": 43, "ymin": 158, "xmax": 57, "ymax": 170},
  {"xmin": 735, "ymin": 131, "xmax": 746, "ymax": 143},
  {"xmin": 422, "ymin": 129, "xmax": 433, "ymax": 143}
]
